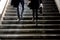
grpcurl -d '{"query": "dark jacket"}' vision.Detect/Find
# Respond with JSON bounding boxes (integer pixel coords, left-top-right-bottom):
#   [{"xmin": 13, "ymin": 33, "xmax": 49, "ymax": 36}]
[
  {"xmin": 11, "ymin": 0, "xmax": 14, "ymax": 6},
  {"xmin": 11, "ymin": 0, "xmax": 24, "ymax": 7},
  {"xmin": 28, "ymin": 0, "xmax": 40, "ymax": 9}
]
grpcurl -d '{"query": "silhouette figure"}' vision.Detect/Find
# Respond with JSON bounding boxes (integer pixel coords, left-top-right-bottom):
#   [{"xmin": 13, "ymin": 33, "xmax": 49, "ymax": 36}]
[
  {"xmin": 11, "ymin": 0, "xmax": 24, "ymax": 21},
  {"xmin": 28, "ymin": 0, "xmax": 40, "ymax": 26}
]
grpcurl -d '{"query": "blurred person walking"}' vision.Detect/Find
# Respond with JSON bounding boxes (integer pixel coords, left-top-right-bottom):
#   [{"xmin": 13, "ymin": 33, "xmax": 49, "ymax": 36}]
[
  {"xmin": 28, "ymin": 0, "xmax": 40, "ymax": 26},
  {"xmin": 11, "ymin": 0, "xmax": 24, "ymax": 21}
]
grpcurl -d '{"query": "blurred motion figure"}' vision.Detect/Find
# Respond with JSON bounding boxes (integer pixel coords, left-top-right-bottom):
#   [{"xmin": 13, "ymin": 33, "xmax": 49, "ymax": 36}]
[
  {"xmin": 11, "ymin": 0, "xmax": 24, "ymax": 21},
  {"xmin": 28, "ymin": 0, "xmax": 40, "ymax": 26}
]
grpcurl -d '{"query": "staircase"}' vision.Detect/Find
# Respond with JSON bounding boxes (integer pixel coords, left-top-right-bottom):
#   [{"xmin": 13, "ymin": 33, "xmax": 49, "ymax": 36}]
[{"xmin": 0, "ymin": 0, "xmax": 60, "ymax": 40}]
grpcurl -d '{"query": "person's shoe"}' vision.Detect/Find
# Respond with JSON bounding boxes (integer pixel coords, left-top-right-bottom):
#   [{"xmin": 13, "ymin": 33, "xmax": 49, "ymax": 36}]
[{"xmin": 17, "ymin": 19, "xmax": 20, "ymax": 22}]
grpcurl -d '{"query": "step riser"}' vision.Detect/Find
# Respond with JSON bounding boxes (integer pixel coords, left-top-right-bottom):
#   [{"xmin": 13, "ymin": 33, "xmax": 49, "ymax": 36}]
[
  {"xmin": 2, "ymin": 20, "xmax": 60, "ymax": 24},
  {"xmin": 0, "ymin": 26, "xmax": 60, "ymax": 29},
  {"xmin": 5, "ymin": 14, "xmax": 40, "ymax": 16},
  {"xmin": 3, "ymin": 17, "xmax": 60, "ymax": 20},
  {"xmin": 0, "ymin": 34, "xmax": 60, "ymax": 39}
]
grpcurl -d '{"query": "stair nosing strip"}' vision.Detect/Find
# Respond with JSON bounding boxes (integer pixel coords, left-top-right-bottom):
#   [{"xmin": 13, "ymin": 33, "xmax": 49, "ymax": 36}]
[
  {"xmin": 0, "ymin": 34, "xmax": 59, "ymax": 36},
  {"xmin": 0, "ymin": 29, "xmax": 60, "ymax": 31},
  {"xmin": 3, "ymin": 20, "xmax": 60, "ymax": 21},
  {"xmin": 1, "ymin": 24, "xmax": 60, "ymax": 26}
]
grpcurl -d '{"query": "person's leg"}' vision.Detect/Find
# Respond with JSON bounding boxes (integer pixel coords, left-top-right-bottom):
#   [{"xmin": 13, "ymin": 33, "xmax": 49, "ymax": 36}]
[
  {"xmin": 40, "ymin": 7, "xmax": 42, "ymax": 14},
  {"xmin": 20, "ymin": 1, "xmax": 24, "ymax": 18},
  {"xmin": 32, "ymin": 9, "xmax": 35, "ymax": 22},
  {"xmin": 17, "ymin": 5, "xmax": 20, "ymax": 21},
  {"xmin": 36, "ymin": 9, "xmax": 38, "ymax": 26}
]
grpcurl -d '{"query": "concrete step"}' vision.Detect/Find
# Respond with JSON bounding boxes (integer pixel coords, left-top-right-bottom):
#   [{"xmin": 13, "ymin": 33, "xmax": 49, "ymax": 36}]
[
  {"xmin": 0, "ymin": 34, "xmax": 60, "ymax": 39},
  {"xmin": 3, "ymin": 16, "xmax": 60, "ymax": 20},
  {"xmin": 5, "ymin": 13, "xmax": 40, "ymax": 16},
  {"xmin": 43, "ymin": 13, "xmax": 59, "ymax": 16},
  {"xmin": 6, "ymin": 8, "xmax": 58, "ymax": 13},
  {"xmin": 2, "ymin": 20, "xmax": 60, "ymax": 24},
  {"xmin": 0, "ymin": 24, "xmax": 60, "ymax": 29},
  {"xmin": 7, "ymin": 7, "xmax": 30, "ymax": 10},
  {"xmin": 6, "ymin": 10, "xmax": 32, "ymax": 12},
  {"xmin": 43, "ymin": 1, "xmax": 55, "ymax": 4},
  {"xmin": 5, "ymin": 11, "xmax": 59, "ymax": 15},
  {"xmin": 1, "ymin": 37, "xmax": 60, "ymax": 39},
  {"xmin": 2, "ymin": 20, "xmax": 41, "ymax": 24},
  {"xmin": 43, "ymin": 9, "xmax": 58, "ymax": 12},
  {"xmin": 7, "ymin": 5, "xmax": 29, "ymax": 8},
  {"xmin": 0, "ymin": 29, "xmax": 44, "ymax": 34},
  {"xmin": 0, "ymin": 39, "xmax": 56, "ymax": 40},
  {"xmin": 3, "ymin": 16, "xmax": 42, "ymax": 20},
  {"xmin": 0, "ymin": 29, "xmax": 60, "ymax": 34},
  {"xmin": 5, "ymin": 11, "xmax": 57, "ymax": 14},
  {"xmin": 1, "ymin": 24, "xmax": 60, "ymax": 27},
  {"xmin": 0, "ymin": 34, "xmax": 59, "ymax": 37},
  {"xmin": 6, "ymin": 10, "xmax": 33, "ymax": 14},
  {"xmin": 0, "ymin": 29, "xmax": 59, "ymax": 31}
]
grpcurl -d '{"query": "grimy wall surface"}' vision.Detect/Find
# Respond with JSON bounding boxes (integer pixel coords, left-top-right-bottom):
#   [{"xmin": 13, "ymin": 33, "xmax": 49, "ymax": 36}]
[
  {"xmin": 0, "ymin": 0, "xmax": 7, "ymax": 14},
  {"xmin": 55, "ymin": 0, "xmax": 60, "ymax": 13}
]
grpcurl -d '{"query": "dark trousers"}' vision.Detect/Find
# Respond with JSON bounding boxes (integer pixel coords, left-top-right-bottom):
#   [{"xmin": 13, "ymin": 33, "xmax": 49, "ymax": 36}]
[
  {"xmin": 32, "ymin": 9, "xmax": 38, "ymax": 26},
  {"xmin": 17, "ymin": 1, "xmax": 24, "ymax": 20}
]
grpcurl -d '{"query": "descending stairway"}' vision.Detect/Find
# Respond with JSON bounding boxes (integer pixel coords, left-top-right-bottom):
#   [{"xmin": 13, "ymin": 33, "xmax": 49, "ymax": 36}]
[{"xmin": 0, "ymin": 0, "xmax": 60, "ymax": 40}]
